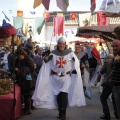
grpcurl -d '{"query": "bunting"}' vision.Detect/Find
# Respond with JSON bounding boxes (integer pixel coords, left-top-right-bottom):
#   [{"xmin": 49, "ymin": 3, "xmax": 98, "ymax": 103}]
[
  {"xmin": 53, "ymin": 16, "xmax": 64, "ymax": 36},
  {"xmin": 35, "ymin": 17, "xmax": 45, "ymax": 35},
  {"xmin": 99, "ymin": 0, "xmax": 119, "ymax": 10},
  {"xmin": 79, "ymin": 13, "xmax": 91, "ymax": 27},
  {"xmin": 90, "ymin": 0, "xmax": 96, "ymax": 13},
  {"xmin": 43, "ymin": 12, "xmax": 50, "ymax": 21},
  {"xmin": 42, "ymin": 0, "xmax": 50, "ymax": 10},
  {"xmin": 13, "ymin": 17, "xmax": 24, "ymax": 29},
  {"xmin": 56, "ymin": 0, "xmax": 69, "ymax": 12},
  {"xmin": 33, "ymin": 0, "xmax": 42, "ymax": 9},
  {"xmin": 17, "ymin": 11, "xmax": 23, "ymax": 17},
  {"xmin": 97, "ymin": 11, "xmax": 108, "ymax": 26}
]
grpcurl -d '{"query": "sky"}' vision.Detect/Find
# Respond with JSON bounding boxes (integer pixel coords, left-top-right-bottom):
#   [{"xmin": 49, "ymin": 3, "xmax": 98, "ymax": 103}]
[{"xmin": 0, "ymin": 0, "xmax": 103, "ymax": 22}]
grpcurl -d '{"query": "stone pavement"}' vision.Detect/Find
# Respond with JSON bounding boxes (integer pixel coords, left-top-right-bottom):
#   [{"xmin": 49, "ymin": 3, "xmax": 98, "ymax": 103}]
[{"xmin": 18, "ymin": 87, "xmax": 117, "ymax": 120}]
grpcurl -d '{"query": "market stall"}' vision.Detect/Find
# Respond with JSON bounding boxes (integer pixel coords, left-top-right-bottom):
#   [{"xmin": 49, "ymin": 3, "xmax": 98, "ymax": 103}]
[
  {"xmin": 0, "ymin": 20, "xmax": 22, "ymax": 119},
  {"xmin": 76, "ymin": 24, "xmax": 120, "ymax": 53}
]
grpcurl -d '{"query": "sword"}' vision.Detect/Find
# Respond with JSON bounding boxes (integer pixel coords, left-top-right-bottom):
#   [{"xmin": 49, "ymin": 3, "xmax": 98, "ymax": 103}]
[{"xmin": 2, "ymin": 11, "xmax": 10, "ymax": 21}]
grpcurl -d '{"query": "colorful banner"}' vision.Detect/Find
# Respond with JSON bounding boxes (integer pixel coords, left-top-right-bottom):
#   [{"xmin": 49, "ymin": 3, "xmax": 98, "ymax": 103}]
[
  {"xmin": 53, "ymin": 16, "xmax": 64, "ymax": 36},
  {"xmin": 33, "ymin": 0, "xmax": 42, "ymax": 9},
  {"xmin": 13, "ymin": 17, "xmax": 24, "ymax": 29},
  {"xmin": 43, "ymin": 12, "xmax": 50, "ymax": 21},
  {"xmin": 99, "ymin": 0, "xmax": 119, "ymax": 10},
  {"xmin": 90, "ymin": 0, "xmax": 96, "ymax": 13},
  {"xmin": 70, "ymin": 13, "xmax": 77, "ymax": 20},
  {"xmin": 97, "ymin": 11, "xmax": 108, "ymax": 26},
  {"xmin": 79, "ymin": 13, "xmax": 91, "ymax": 27},
  {"xmin": 35, "ymin": 17, "xmax": 45, "ymax": 35},
  {"xmin": 17, "ymin": 11, "xmax": 23, "ymax": 17},
  {"xmin": 56, "ymin": 0, "xmax": 69, "ymax": 12},
  {"xmin": 42, "ymin": 0, "xmax": 50, "ymax": 10}
]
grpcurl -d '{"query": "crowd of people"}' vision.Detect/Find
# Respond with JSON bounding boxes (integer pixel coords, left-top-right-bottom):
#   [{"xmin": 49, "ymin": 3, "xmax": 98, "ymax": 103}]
[{"xmin": 0, "ymin": 26, "xmax": 120, "ymax": 120}]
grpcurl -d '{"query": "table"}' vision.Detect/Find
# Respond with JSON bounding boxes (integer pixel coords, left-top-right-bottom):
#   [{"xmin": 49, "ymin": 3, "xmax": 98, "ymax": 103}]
[{"xmin": 0, "ymin": 85, "xmax": 22, "ymax": 120}]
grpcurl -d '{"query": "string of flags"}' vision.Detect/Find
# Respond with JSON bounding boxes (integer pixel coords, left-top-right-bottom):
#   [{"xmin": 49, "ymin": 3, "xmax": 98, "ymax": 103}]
[
  {"xmin": 34, "ymin": 0, "xmax": 96, "ymax": 13},
  {"xmin": 33, "ymin": 0, "xmax": 69, "ymax": 12}
]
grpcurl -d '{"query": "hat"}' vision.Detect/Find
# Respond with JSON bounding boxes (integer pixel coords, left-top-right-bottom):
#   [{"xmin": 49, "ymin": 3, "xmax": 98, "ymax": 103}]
[{"xmin": 58, "ymin": 37, "xmax": 66, "ymax": 43}]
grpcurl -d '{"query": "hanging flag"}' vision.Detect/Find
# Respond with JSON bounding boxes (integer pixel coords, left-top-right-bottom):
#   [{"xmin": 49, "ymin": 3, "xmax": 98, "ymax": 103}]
[
  {"xmin": 97, "ymin": 11, "xmax": 108, "ymax": 26},
  {"xmin": 79, "ymin": 13, "xmax": 91, "ymax": 26},
  {"xmin": 53, "ymin": 16, "xmax": 64, "ymax": 36},
  {"xmin": 70, "ymin": 13, "xmax": 77, "ymax": 20},
  {"xmin": 17, "ymin": 11, "xmax": 23, "ymax": 17},
  {"xmin": 90, "ymin": 0, "xmax": 96, "ymax": 13},
  {"xmin": 33, "ymin": 0, "xmax": 42, "ymax": 9},
  {"xmin": 42, "ymin": 0, "xmax": 50, "ymax": 10},
  {"xmin": 30, "ymin": 11, "xmax": 36, "ymax": 15},
  {"xmin": 107, "ymin": 0, "xmax": 118, "ymax": 9},
  {"xmin": 56, "ymin": 0, "xmax": 69, "ymax": 12},
  {"xmin": 35, "ymin": 17, "xmax": 45, "ymax": 35},
  {"xmin": 13, "ymin": 17, "xmax": 24, "ymax": 29},
  {"xmin": 99, "ymin": 0, "xmax": 119, "ymax": 10},
  {"xmin": 99, "ymin": 0, "xmax": 107, "ymax": 10},
  {"xmin": 43, "ymin": 12, "xmax": 50, "ymax": 21}
]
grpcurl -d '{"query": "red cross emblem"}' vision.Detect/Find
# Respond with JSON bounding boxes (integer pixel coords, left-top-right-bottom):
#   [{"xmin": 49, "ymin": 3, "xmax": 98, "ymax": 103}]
[{"xmin": 56, "ymin": 57, "xmax": 66, "ymax": 68}]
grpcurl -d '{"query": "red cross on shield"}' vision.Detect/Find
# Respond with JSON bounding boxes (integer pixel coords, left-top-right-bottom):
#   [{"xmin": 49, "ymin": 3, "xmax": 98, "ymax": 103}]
[{"xmin": 56, "ymin": 57, "xmax": 66, "ymax": 68}]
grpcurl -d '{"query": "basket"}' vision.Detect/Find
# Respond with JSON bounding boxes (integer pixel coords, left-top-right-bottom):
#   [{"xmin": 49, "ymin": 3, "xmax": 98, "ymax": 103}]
[{"xmin": 0, "ymin": 78, "xmax": 13, "ymax": 95}]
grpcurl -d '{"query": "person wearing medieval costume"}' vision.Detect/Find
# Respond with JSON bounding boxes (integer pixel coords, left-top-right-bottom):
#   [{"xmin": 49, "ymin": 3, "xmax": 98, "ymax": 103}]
[
  {"xmin": 74, "ymin": 43, "xmax": 91, "ymax": 99},
  {"xmin": 32, "ymin": 37, "xmax": 86, "ymax": 120},
  {"xmin": 84, "ymin": 41, "xmax": 101, "ymax": 86}
]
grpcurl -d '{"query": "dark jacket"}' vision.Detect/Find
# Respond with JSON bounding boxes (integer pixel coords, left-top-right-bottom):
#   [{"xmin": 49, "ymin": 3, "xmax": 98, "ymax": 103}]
[
  {"xmin": 100, "ymin": 61, "xmax": 112, "ymax": 87},
  {"xmin": 7, "ymin": 52, "xmax": 15, "ymax": 74},
  {"xmin": 34, "ymin": 54, "xmax": 43, "ymax": 73},
  {"xmin": 15, "ymin": 56, "xmax": 37, "ymax": 96},
  {"xmin": 111, "ymin": 61, "xmax": 120, "ymax": 86}
]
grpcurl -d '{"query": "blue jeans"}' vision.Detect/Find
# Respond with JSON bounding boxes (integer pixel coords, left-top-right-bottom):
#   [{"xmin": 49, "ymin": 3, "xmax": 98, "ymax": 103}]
[{"xmin": 113, "ymin": 86, "xmax": 120, "ymax": 118}]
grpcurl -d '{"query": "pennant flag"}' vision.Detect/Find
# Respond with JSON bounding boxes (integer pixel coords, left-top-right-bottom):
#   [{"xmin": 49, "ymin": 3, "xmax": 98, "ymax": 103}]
[
  {"xmin": 56, "ymin": 0, "xmax": 69, "ymax": 12},
  {"xmin": 33, "ymin": 0, "xmax": 42, "ymax": 9},
  {"xmin": 17, "ymin": 11, "xmax": 23, "ymax": 17},
  {"xmin": 13, "ymin": 17, "xmax": 24, "ymax": 29},
  {"xmin": 99, "ymin": 0, "xmax": 107, "ymax": 10},
  {"xmin": 107, "ymin": 0, "xmax": 119, "ymax": 8},
  {"xmin": 35, "ymin": 17, "xmax": 45, "ymax": 35},
  {"xmin": 43, "ymin": 12, "xmax": 50, "ymax": 21},
  {"xmin": 30, "ymin": 11, "xmax": 36, "ymax": 15},
  {"xmin": 53, "ymin": 16, "xmax": 64, "ymax": 36},
  {"xmin": 99, "ymin": 0, "xmax": 119, "ymax": 10},
  {"xmin": 97, "ymin": 11, "xmax": 108, "ymax": 26},
  {"xmin": 42, "ymin": 0, "xmax": 50, "ymax": 10},
  {"xmin": 90, "ymin": 0, "xmax": 96, "ymax": 13}
]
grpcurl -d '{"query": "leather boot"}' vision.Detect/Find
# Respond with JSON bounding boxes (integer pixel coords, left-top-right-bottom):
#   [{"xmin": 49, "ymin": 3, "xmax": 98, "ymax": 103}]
[
  {"xmin": 57, "ymin": 93, "xmax": 62, "ymax": 119},
  {"xmin": 100, "ymin": 114, "xmax": 110, "ymax": 120},
  {"xmin": 57, "ymin": 109, "xmax": 62, "ymax": 119},
  {"xmin": 24, "ymin": 98, "xmax": 32, "ymax": 115},
  {"xmin": 61, "ymin": 109, "xmax": 66, "ymax": 120}
]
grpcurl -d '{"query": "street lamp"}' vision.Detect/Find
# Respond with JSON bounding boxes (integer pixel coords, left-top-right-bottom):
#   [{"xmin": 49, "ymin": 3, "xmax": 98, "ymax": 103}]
[{"xmin": 28, "ymin": 26, "xmax": 33, "ymax": 38}]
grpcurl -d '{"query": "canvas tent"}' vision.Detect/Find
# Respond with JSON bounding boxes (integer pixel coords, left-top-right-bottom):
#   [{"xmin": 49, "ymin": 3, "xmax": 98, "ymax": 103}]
[
  {"xmin": 76, "ymin": 24, "xmax": 120, "ymax": 53},
  {"xmin": 103, "ymin": 2, "xmax": 120, "ymax": 17}
]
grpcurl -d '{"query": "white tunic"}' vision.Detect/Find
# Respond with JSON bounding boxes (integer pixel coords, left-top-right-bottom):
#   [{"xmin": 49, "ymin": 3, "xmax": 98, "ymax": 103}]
[{"xmin": 32, "ymin": 52, "xmax": 86, "ymax": 109}]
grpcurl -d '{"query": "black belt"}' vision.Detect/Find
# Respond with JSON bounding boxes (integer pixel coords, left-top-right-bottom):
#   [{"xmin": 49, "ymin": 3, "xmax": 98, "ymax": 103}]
[{"xmin": 51, "ymin": 70, "xmax": 70, "ymax": 77}]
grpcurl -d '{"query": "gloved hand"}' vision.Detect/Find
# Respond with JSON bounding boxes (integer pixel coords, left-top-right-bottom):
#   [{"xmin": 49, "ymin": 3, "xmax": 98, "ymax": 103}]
[{"xmin": 72, "ymin": 70, "xmax": 77, "ymax": 74}]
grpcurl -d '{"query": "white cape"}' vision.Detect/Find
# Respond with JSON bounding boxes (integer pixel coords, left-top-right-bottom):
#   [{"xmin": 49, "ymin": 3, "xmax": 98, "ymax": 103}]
[{"xmin": 32, "ymin": 52, "xmax": 86, "ymax": 109}]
